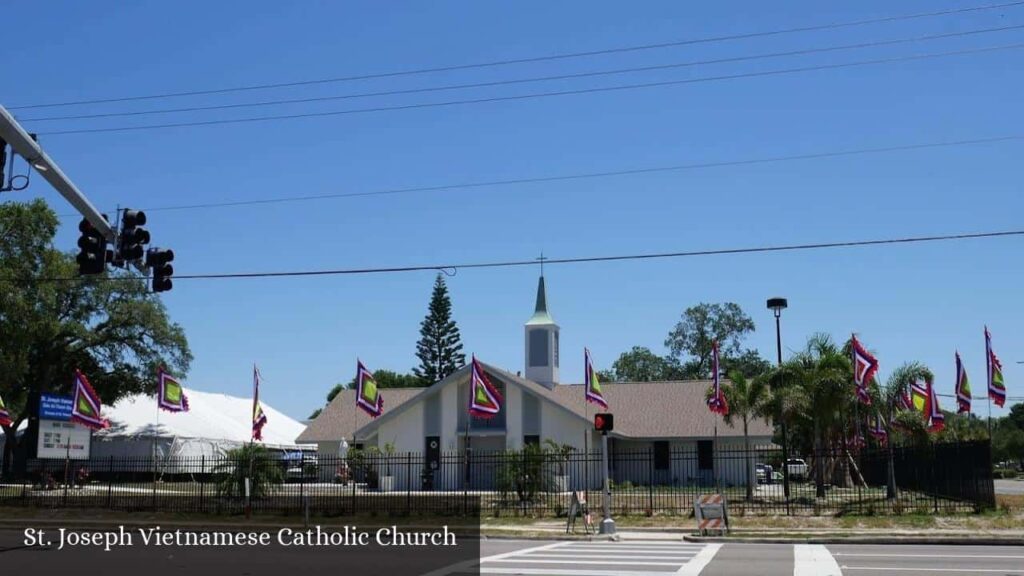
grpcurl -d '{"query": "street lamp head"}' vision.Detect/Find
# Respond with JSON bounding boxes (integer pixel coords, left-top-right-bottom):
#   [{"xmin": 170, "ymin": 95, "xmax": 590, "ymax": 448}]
[{"xmin": 767, "ymin": 297, "xmax": 788, "ymax": 316}]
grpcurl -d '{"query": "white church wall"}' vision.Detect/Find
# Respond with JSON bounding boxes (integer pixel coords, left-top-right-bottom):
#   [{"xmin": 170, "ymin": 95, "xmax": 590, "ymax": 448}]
[
  {"xmin": 540, "ymin": 401, "xmax": 588, "ymax": 451},
  {"xmin": 440, "ymin": 382, "xmax": 459, "ymax": 452},
  {"xmin": 377, "ymin": 401, "xmax": 424, "ymax": 454},
  {"xmin": 504, "ymin": 385, "xmax": 523, "ymax": 450}
]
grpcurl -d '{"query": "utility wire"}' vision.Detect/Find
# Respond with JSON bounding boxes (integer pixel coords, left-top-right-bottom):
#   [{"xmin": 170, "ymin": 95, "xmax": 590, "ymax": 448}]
[
  {"xmin": 13, "ymin": 229, "xmax": 1024, "ymax": 283},
  {"xmin": 21, "ymin": 23, "xmax": 1024, "ymax": 123},
  {"xmin": 9, "ymin": 0, "xmax": 1024, "ymax": 111},
  {"xmin": 55, "ymin": 133, "xmax": 1024, "ymax": 217},
  {"xmin": 37, "ymin": 42, "xmax": 1024, "ymax": 136}
]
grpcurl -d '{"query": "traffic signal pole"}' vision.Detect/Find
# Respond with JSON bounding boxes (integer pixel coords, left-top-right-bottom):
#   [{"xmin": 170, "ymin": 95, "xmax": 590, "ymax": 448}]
[
  {"xmin": 599, "ymin": 430, "xmax": 616, "ymax": 535},
  {"xmin": 0, "ymin": 105, "xmax": 113, "ymax": 240}
]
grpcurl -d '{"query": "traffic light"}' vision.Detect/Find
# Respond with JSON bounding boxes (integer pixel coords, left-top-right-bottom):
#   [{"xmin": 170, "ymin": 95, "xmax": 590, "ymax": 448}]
[
  {"xmin": 146, "ymin": 248, "xmax": 174, "ymax": 293},
  {"xmin": 594, "ymin": 413, "xmax": 614, "ymax": 433},
  {"xmin": 117, "ymin": 209, "xmax": 149, "ymax": 263},
  {"xmin": 76, "ymin": 218, "xmax": 107, "ymax": 275}
]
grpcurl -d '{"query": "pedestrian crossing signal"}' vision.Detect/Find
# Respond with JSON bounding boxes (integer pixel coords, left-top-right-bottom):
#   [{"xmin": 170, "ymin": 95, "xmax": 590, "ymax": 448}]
[{"xmin": 594, "ymin": 413, "xmax": 614, "ymax": 433}]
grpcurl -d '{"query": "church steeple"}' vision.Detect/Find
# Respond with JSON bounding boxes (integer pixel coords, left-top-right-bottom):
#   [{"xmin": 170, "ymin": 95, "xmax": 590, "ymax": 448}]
[
  {"xmin": 527, "ymin": 275, "xmax": 554, "ymax": 326},
  {"xmin": 525, "ymin": 274, "xmax": 559, "ymax": 387}
]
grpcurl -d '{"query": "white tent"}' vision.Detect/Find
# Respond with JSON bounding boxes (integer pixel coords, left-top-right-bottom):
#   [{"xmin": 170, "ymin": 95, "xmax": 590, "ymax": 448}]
[{"xmin": 92, "ymin": 388, "xmax": 312, "ymax": 473}]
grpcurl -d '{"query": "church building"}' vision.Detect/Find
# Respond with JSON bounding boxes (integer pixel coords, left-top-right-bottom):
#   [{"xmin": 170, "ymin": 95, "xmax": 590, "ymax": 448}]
[{"xmin": 297, "ymin": 275, "xmax": 773, "ymax": 489}]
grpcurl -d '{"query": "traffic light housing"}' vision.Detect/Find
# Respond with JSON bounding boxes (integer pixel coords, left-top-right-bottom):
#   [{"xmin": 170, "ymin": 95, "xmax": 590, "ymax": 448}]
[
  {"xmin": 146, "ymin": 248, "xmax": 174, "ymax": 293},
  {"xmin": 76, "ymin": 218, "xmax": 108, "ymax": 275},
  {"xmin": 594, "ymin": 413, "xmax": 614, "ymax": 434},
  {"xmin": 117, "ymin": 209, "xmax": 149, "ymax": 263}
]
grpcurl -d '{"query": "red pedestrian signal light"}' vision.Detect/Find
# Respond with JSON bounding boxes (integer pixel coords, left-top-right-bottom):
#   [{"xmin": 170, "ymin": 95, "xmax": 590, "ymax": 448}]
[{"xmin": 594, "ymin": 413, "xmax": 614, "ymax": 433}]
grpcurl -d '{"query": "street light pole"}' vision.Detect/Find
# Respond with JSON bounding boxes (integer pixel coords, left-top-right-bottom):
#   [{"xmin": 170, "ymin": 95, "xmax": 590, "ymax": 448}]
[{"xmin": 766, "ymin": 297, "xmax": 791, "ymax": 508}]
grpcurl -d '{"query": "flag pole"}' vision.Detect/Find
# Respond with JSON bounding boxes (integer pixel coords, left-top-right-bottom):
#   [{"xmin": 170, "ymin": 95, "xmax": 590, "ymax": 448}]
[{"xmin": 154, "ymin": 387, "xmax": 160, "ymax": 484}]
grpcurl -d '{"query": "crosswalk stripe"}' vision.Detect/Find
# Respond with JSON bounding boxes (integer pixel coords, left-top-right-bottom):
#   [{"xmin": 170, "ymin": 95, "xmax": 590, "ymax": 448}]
[
  {"xmin": 525, "ymin": 554, "xmax": 696, "ymax": 560},
  {"xmin": 484, "ymin": 558, "xmax": 683, "ymax": 566},
  {"xmin": 794, "ymin": 544, "xmax": 842, "ymax": 576},
  {"xmin": 479, "ymin": 565, "xmax": 671, "ymax": 569},
  {"xmin": 676, "ymin": 543, "xmax": 722, "ymax": 576}
]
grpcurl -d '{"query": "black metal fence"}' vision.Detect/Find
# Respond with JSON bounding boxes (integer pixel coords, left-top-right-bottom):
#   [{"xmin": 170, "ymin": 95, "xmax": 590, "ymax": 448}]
[{"xmin": 0, "ymin": 441, "xmax": 993, "ymax": 517}]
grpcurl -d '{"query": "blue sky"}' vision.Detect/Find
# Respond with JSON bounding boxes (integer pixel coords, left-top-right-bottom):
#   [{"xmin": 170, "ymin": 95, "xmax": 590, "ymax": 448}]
[{"xmin": 2, "ymin": 1, "xmax": 1021, "ymax": 422}]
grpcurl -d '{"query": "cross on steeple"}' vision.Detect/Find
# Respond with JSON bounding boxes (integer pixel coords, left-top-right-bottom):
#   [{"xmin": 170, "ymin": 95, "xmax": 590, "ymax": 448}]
[{"xmin": 536, "ymin": 252, "xmax": 548, "ymax": 277}]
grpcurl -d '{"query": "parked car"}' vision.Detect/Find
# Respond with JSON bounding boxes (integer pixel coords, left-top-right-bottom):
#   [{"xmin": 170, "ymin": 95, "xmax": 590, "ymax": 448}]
[
  {"xmin": 785, "ymin": 458, "xmax": 808, "ymax": 480},
  {"xmin": 755, "ymin": 463, "xmax": 773, "ymax": 484},
  {"xmin": 284, "ymin": 454, "xmax": 319, "ymax": 482}
]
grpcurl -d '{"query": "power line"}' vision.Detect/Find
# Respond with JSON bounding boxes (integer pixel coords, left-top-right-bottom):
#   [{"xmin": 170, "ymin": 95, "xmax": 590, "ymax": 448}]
[
  {"xmin": 9, "ymin": 0, "xmax": 1024, "ymax": 111},
  {"xmin": 21, "ymin": 23, "xmax": 1024, "ymax": 124},
  {"xmin": 55, "ymin": 133, "xmax": 1024, "ymax": 217},
  {"xmin": 14, "ymin": 229, "xmax": 1024, "ymax": 283},
  {"xmin": 36, "ymin": 42, "xmax": 1024, "ymax": 136}
]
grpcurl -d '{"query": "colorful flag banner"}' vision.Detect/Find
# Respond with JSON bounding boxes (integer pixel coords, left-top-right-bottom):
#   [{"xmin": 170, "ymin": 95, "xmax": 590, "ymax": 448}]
[
  {"xmin": 468, "ymin": 355, "xmax": 502, "ymax": 418},
  {"xmin": 157, "ymin": 367, "xmax": 189, "ymax": 413},
  {"xmin": 910, "ymin": 380, "xmax": 929, "ymax": 416},
  {"xmin": 355, "ymin": 360, "xmax": 384, "ymax": 418},
  {"xmin": 584, "ymin": 348, "xmax": 608, "ymax": 409},
  {"xmin": 867, "ymin": 411, "xmax": 888, "ymax": 444},
  {"xmin": 0, "ymin": 392, "xmax": 12, "ymax": 428},
  {"xmin": 955, "ymin": 351, "xmax": 971, "ymax": 414},
  {"xmin": 847, "ymin": 429, "xmax": 866, "ymax": 452},
  {"xmin": 926, "ymin": 378, "xmax": 945, "ymax": 433},
  {"xmin": 71, "ymin": 369, "xmax": 108, "ymax": 430},
  {"xmin": 985, "ymin": 327, "xmax": 1006, "ymax": 407},
  {"xmin": 252, "ymin": 365, "xmax": 268, "ymax": 441},
  {"xmin": 851, "ymin": 335, "xmax": 878, "ymax": 406},
  {"xmin": 897, "ymin": 382, "xmax": 914, "ymax": 412},
  {"xmin": 706, "ymin": 340, "xmax": 729, "ymax": 415}
]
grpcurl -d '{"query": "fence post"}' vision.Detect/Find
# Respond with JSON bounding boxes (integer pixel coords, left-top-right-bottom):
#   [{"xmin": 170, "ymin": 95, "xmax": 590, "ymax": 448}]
[
  {"xmin": 299, "ymin": 456, "xmax": 306, "ymax": 515},
  {"xmin": 199, "ymin": 455, "xmax": 206, "ymax": 513},
  {"xmin": 152, "ymin": 455, "xmax": 157, "ymax": 511},
  {"xmin": 647, "ymin": 447, "xmax": 654, "ymax": 515},
  {"xmin": 106, "ymin": 455, "xmax": 113, "ymax": 509},
  {"xmin": 406, "ymin": 452, "xmax": 412, "ymax": 516}
]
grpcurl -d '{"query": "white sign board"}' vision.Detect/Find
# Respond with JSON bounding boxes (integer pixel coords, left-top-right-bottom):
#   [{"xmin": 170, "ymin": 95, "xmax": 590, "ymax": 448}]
[{"xmin": 37, "ymin": 419, "xmax": 91, "ymax": 460}]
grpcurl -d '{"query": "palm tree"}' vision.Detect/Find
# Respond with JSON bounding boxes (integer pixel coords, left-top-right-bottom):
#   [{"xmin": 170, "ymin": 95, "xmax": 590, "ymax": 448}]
[
  {"xmin": 214, "ymin": 443, "xmax": 284, "ymax": 498},
  {"xmin": 872, "ymin": 361, "xmax": 933, "ymax": 499},
  {"xmin": 772, "ymin": 334, "xmax": 852, "ymax": 498},
  {"xmin": 708, "ymin": 371, "xmax": 772, "ymax": 501}
]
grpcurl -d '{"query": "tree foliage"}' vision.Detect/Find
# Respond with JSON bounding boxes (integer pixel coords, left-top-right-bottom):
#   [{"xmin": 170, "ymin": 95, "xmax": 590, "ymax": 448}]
[
  {"xmin": 665, "ymin": 302, "xmax": 763, "ymax": 378},
  {"xmin": 213, "ymin": 443, "xmax": 283, "ymax": 498},
  {"xmin": 708, "ymin": 371, "xmax": 772, "ymax": 501},
  {"xmin": 609, "ymin": 346, "xmax": 682, "ymax": 382},
  {"xmin": 413, "ymin": 274, "xmax": 465, "ymax": 385},
  {"xmin": 0, "ymin": 200, "xmax": 191, "ymax": 474}
]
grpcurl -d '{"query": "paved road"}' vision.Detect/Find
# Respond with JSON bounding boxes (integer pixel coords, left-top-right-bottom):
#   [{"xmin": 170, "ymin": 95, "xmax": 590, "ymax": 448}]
[
  {"xmin": 995, "ymin": 478, "xmax": 1024, "ymax": 495},
  {"xmin": 476, "ymin": 540, "xmax": 1024, "ymax": 576},
  {"xmin": 3, "ymin": 530, "xmax": 1023, "ymax": 575}
]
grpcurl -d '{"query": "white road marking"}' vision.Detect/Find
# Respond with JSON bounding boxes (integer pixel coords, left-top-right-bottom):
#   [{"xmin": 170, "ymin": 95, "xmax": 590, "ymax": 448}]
[
  {"xmin": 676, "ymin": 543, "xmax": 722, "ymax": 576},
  {"xmin": 835, "ymin": 553, "xmax": 1024, "ymax": 559},
  {"xmin": 524, "ymin": 553, "xmax": 698, "ymax": 560},
  {"xmin": 421, "ymin": 541, "xmax": 570, "ymax": 576},
  {"xmin": 476, "ymin": 540, "xmax": 714, "ymax": 576},
  {"xmin": 842, "ymin": 566, "xmax": 1024, "ymax": 573},
  {"xmin": 484, "ymin": 558, "xmax": 683, "ymax": 566},
  {"xmin": 481, "ymin": 565, "xmax": 671, "ymax": 569},
  {"xmin": 794, "ymin": 544, "xmax": 842, "ymax": 576}
]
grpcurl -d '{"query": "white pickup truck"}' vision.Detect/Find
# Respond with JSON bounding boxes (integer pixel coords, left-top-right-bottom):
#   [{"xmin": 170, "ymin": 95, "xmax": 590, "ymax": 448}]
[{"xmin": 785, "ymin": 458, "xmax": 808, "ymax": 480}]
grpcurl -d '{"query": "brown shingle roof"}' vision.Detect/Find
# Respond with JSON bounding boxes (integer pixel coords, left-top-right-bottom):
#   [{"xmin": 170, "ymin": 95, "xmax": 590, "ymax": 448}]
[
  {"xmin": 296, "ymin": 387, "xmax": 425, "ymax": 443},
  {"xmin": 548, "ymin": 381, "xmax": 774, "ymax": 439},
  {"xmin": 296, "ymin": 370, "xmax": 774, "ymax": 442}
]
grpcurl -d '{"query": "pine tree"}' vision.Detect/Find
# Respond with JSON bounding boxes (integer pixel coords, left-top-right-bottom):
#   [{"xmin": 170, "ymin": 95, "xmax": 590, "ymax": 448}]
[{"xmin": 414, "ymin": 274, "xmax": 466, "ymax": 385}]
